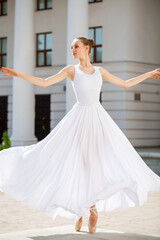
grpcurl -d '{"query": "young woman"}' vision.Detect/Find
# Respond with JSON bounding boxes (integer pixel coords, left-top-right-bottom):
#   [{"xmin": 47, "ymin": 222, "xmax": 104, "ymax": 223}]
[{"xmin": 0, "ymin": 37, "xmax": 160, "ymax": 234}]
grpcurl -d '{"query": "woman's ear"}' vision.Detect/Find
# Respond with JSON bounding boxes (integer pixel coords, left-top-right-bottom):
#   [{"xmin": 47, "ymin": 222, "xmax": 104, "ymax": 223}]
[{"xmin": 85, "ymin": 45, "xmax": 90, "ymax": 54}]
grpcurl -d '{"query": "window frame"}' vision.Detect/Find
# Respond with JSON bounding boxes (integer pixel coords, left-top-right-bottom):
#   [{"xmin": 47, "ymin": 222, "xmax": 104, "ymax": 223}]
[
  {"xmin": 35, "ymin": 94, "xmax": 51, "ymax": 141},
  {"xmin": 37, "ymin": 0, "xmax": 52, "ymax": 11},
  {"xmin": 0, "ymin": 0, "xmax": 7, "ymax": 16},
  {"xmin": 36, "ymin": 32, "xmax": 52, "ymax": 67},
  {"xmin": 88, "ymin": 0, "xmax": 103, "ymax": 4},
  {"xmin": 89, "ymin": 26, "xmax": 102, "ymax": 63},
  {"xmin": 0, "ymin": 96, "xmax": 8, "ymax": 144},
  {"xmin": 0, "ymin": 37, "xmax": 7, "ymax": 68}
]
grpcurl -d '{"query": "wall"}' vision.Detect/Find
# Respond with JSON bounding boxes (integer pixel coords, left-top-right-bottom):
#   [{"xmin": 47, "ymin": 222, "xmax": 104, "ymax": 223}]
[
  {"xmin": 0, "ymin": 0, "xmax": 160, "ymax": 146},
  {"xmin": 89, "ymin": 0, "xmax": 160, "ymax": 146}
]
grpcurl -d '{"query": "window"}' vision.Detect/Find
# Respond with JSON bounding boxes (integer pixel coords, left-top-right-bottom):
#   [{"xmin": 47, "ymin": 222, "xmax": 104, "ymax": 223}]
[
  {"xmin": 0, "ymin": 0, "xmax": 7, "ymax": 16},
  {"xmin": 35, "ymin": 95, "xmax": 50, "ymax": 141},
  {"xmin": 99, "ymin": 91, "xmax": 102, "ymax": 104},
  {"xmin": 0, "ymin": 37, "xmax": 7, "ymax": 67},
  {"xmin": 89, "ymin": 0, "xmax": 102, "ymax": 3},
  {"xmin": 37, "ymin": 0, "xmax": 52, "ymax": 10},
  {"xmin": 36, "ymin": 32, "xmax": 52, "ymax": 67},
  {"xmin": 0, "ymin": 96, "xmax": 8, "ymax": 143},
  {"xmin": 89, "ymin": 27, "xmax": 102, "ymax": 63}
]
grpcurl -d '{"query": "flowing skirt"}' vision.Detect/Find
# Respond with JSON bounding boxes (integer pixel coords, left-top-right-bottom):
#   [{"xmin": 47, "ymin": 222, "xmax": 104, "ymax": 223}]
[{"xmin": 0, "ymin": 102, "xmax": 160, "ymax": 222}]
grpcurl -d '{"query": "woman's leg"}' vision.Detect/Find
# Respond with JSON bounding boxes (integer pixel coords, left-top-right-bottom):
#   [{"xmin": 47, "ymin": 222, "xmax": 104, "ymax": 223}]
[
  {"xmin": 88, "ymin": 204, "xmax": 98, "ymax": 233},
  {"xmin": 75, "ymin": 216, "xmax": 83, "ymax": 231},
  {"xmin": 75, "ymin": 204, "xmax": 98, "ymax": 232}
]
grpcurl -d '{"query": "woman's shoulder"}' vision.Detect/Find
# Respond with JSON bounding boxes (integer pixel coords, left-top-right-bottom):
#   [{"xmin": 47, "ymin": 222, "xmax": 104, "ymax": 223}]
[
  {"xmin": 97, "ymin": 66, "xmax": 104, "ymax": 71},
  {"xmin": 64, "ymin": 64, "xmax": 75, "ymax": 71},
  {"xmin": 97, "ymin": 66, "xmax": 108, "ymax": 75},
  {"xmin": 63, "ymin": 64, "xmax": 75, "ymax": 81},
  {"xmin": 62, "ymin": 64, "xmax": 75, "ymax": 74}
]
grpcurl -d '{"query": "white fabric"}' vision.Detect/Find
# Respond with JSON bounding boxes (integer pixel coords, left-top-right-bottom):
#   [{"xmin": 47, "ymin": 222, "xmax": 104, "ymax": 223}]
[{"xmin": 0, "ymin": 64, "xmax": 160, "ymax": 222}]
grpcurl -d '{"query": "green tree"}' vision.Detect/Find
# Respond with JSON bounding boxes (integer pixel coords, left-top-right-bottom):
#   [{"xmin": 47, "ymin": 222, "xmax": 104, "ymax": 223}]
[{"xmin": 0, "ymin": 131, "xmax": 11, "ymax": 151}]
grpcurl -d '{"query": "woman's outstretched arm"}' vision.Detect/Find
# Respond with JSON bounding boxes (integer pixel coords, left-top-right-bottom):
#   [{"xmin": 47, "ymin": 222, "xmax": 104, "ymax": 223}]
[
  {"xmin": 0, "ymin": 65, "xmax": 73, "ymax": 88},
  {"xmin": 99, "ymin": 67, "xmax": 160, "ymax": 88}
]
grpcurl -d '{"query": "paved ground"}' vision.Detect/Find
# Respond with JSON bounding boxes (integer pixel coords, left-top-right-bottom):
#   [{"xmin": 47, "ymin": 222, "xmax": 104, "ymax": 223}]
[
  {"xmin": 0, "ymin": 225, "xmax": 160, "ymax": 240},
  {"xmin": 0, "ymin": 191, "xmax": 160, "ymax": 239}
]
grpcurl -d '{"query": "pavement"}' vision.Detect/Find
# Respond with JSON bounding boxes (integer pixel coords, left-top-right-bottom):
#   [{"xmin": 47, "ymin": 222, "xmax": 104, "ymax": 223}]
[{"xmin": 0, "ymin": 225, "xmax": 160, "ymax": 240}]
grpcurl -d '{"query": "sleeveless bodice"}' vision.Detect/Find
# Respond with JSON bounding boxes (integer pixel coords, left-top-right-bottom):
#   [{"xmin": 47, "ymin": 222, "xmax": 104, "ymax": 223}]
[{"xmin": 71, "ymin": 64, "xmax": 103, "ymax": 106}]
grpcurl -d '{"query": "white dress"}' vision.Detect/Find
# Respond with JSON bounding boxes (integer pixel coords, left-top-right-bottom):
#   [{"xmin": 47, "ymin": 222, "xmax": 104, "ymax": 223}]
[{"xmin": 0, "ymin": 64, "xmax": 160, "ymax": 222}]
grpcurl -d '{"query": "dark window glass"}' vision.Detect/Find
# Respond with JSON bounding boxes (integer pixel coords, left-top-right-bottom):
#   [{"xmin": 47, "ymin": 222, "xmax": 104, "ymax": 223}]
[
  {"xmin": 0, "ymin": 37, "xmax": 7, "ymax": 67},
  {"xmin": 2, "ymin": 38, "xmax": 7, "ymax": 53},
  {"xmin": 89, "ymin": 0, "xmax": 102, "ymax": 3},
  {"xmin": 36, "ymin": 33, "xmax": 52, "ymax": 67},
  {"xmin": 39, "ymin": 0, "xmax": 45, "ymax": 10},
  {"xmin": 46, "ymin": 34, "xmax": 52, "ymax": 50},
  {"xmin": 35, "ymin": 95, "xmax": 50, "ymax": 141},
  {"xmin": 38, "ymin": 52, "xmax": 44, "ymax": 66},
  {"xmin": 38, "ymin": 34, "xmax": 45, "ymax": 50},
  {"xmin": 46, "ymin": 51, "xmax": 52, "ymax": 65},
  {"xmin": 37, "ymin": 0, "xmax": 52, "ymax": 10},
  {"xmin": 0, "ymin": 96, "xmax": 8, "ymax": 144},
  {"xmin": 3, "ymin": 1, "xmax": 7, "ymax": 14},
  {"xmin": 95, "ymin": 28, "xmax": 102, "ymax": 45},
  {"xmin": 0, "ymin": 0, "xmax": 7, "ymax": 16},
  {"xmin": 2, "ymin": 55, "xmax": 7, "ymax": 66},
  {"xmin": 96, "ymin": 47, "xmax": 102, "ymax": 62},
  {"xmin": 89, "ymin": 27, "xmax": 102, "ymax": 63},
  {"xmin": 47, "ymin": 0, "xmax": 52, "ymax": 8}
]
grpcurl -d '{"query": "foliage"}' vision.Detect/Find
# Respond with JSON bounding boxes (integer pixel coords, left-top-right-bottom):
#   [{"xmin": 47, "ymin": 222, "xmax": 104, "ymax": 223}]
[{"xmin": 0, "ymin": 131, "xmax": 11, "ymax": 151}]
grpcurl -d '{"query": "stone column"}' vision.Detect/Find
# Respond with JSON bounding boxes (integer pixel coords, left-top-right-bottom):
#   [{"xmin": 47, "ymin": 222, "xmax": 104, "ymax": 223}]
[
  {"xmin": 66, "ymin": 0, "xmax": 88, "ymax": 113},
  {"xmin": 11, "ymin": 0, "xmax": 37, "ymax": 146}
]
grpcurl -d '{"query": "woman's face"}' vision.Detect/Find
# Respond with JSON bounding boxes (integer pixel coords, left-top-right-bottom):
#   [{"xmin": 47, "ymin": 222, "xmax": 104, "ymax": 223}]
[{"xmin": 71, "ymin": 39, "xmax": 89, "ymax": 59}]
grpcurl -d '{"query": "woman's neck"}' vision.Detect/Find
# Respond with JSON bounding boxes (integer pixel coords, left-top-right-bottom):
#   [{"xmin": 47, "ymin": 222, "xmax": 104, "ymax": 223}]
[{"xmin": 79, "ymin": 55, "xmax": 92, "ymax": 68}]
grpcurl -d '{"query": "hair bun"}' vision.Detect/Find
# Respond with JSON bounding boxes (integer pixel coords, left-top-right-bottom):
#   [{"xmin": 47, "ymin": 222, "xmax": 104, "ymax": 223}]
[{"xmin": 88, "ymin": 38, "xmax": 95, "ymax": 47}]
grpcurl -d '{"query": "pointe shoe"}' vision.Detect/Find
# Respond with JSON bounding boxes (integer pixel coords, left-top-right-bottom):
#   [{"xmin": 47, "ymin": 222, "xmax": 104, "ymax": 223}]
[
  {"xmin": 88, "ymin": 206, "xmax": 98, "ymax": 233},
  {"xmin": 75, "ymin": 216, "xmax": 83, "ymax": 231}
]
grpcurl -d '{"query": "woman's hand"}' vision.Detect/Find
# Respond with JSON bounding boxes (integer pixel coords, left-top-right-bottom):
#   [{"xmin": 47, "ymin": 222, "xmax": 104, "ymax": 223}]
[
  {"xmin": 148, "ymin": 68, "xmax": 160, "ymax": 79},
  {"xmin": 0, "ymin": 65, "xmax": 71, "ymax": 88},
  {"xmin": 0, "ymin": 67, "xmax": 19, "ymax": 77}
]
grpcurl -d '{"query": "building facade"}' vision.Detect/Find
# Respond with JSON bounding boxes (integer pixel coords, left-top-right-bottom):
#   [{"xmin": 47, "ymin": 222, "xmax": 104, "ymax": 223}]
[{"xmin": 0, "ymin": 0, "xmax": 160, "ymax": 147}]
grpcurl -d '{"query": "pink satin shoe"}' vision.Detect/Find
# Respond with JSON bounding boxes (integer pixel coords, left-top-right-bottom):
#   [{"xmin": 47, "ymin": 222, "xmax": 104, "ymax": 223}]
[
  {"xmin": 75, "ymin": 216, "xmax": 83, "ymax": 231},
  {"xmin": 88, "ymin": 206, "xmax": 98, "ymax": 233}
]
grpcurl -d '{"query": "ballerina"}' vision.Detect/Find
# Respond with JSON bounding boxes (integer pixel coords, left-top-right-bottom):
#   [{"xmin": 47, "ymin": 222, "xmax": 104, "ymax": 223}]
[{"xmin": 0, "ymin": 37, "xmax": 160, "ymax": 234}]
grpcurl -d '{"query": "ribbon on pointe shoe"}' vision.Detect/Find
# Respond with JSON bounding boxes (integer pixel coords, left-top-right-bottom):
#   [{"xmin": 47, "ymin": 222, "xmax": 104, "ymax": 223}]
[
  {"xmin": 89, "ymin": 206, "xmax": 98, "ymax": 216},
  {"xmin": 88, "ymin": 206, "xmax": 98, "ymax": 233}
]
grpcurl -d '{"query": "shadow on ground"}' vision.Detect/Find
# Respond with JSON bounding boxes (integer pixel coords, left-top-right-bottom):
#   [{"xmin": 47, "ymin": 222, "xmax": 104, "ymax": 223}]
[{"xmin": 29, "ymin": 231, "xmax": 160, "ymax": 240}]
